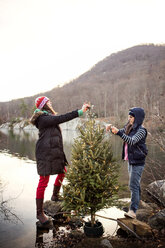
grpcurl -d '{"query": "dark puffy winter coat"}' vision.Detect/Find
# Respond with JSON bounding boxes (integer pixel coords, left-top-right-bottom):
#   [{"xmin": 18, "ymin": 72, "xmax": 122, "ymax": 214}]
[
  {"xmin": 30, "ymin": 110, "xmax": 79, "ymax": 176},
  {"xmin": 117, "ymin": 107, "xmax": 148, "ymax": 165}
]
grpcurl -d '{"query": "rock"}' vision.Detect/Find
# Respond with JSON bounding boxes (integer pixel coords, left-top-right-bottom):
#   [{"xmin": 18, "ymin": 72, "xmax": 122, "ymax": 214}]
[
  {"xmin": 0, "ymin": 122, "xmax": 10, "ymax": 129},
  {"xmin": 24, "ymin": 124, "xmax": 37, "ymax": 130},
  {"xmin": 161, "ymin": 228, "xmax": 165, "ymax": 236},
  {"xmin": 146, "ymin": 180, "xmax": 165, "ymax": 207},
  {"xmin": 101, "ymin": 239, "xmax": 114, "ymax": 248},
  {"xmin": 138, "ymin": 200, "xmax": 153, "ymax": 210},
  {"xmin": 76, "ymin": 237, "xmax": 113, "ymax": 248},
  {"xmin": 60, "ymin": 118, "xmax": 84, "ymax": 130},
  {"xmin": 43, "ymin": 200, "xmax": 63, "ymax": 218},
  {"xmin": 148, "ymin": 209, "xmax": 165, "ymax": 230},
  {"xmin": 116, "ymin": 228, "xmax": 128, "ymax": 238},
  {"xmin": 117, "ymin": 218, "xmax": 152, "ymax": 237},
  {"xmin": 136, "ymin": 208, "xmax": 153, "ymax": 223},
  {"xmin": 136, "ymin": 200, "xmax": 157, "ymax": 222},
  {"xmin": 43, "ymin": 200, "xmax": 83, "ymax": 228},
  {"xmin": 68, "ymin": 216, "xmax": 83, "ymax": 229},
  {"xmin": 147, "ymin": 202, "xmax": 159, "ymax": 211},
  {"xmin": 36, "ymin": 219, "xmax": 54, "ymax": 229},
  {"xmin": 0, "ymin": 118, "xmax": 84, "ymax": 131}
]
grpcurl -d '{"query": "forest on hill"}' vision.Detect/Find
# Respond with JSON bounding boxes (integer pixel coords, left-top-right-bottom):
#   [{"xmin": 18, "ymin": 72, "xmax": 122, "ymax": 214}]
[{"xmin": 0, "ymin": 44, "xmax": 164, "ymax": 126}]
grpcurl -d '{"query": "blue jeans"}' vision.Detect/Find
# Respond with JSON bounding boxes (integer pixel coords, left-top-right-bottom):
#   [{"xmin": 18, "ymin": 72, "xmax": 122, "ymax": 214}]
[{"xmin": 128, "ymin": 164, "xmax": 144, "ymax": 213}]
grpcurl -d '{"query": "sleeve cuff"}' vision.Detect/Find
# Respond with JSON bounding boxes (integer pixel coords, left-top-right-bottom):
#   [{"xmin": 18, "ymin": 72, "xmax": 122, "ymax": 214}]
[
  {"xmin": 116, "ymin": 130, "xmax": 123, "ymax": 137},
  {"xmin": 78, "ymin": 109, "xmax": 83, "ymax": 116}
]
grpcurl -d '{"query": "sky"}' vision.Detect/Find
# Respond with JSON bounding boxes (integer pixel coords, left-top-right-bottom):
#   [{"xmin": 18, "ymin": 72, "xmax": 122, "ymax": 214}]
[{"xmin": 0, "ymin": 0, "xmax": 164, "ymax": 102}]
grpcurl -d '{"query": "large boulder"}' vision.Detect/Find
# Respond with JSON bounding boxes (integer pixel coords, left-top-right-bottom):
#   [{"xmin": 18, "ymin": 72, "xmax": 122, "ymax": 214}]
[
  {"xmin": 138, "ymin": 200, "xmax": 157, "ymax": 211},
  {"xmin": 136, "ymin": 200, "xmax": 158, "ymax": 222},
  {"xmin": 146, "ymin": 180, "xmax": 165, "ymax": 207},
  {"xmin": 117, "ymin": 218, "xmax": 152, "ymax": 237},
  {"xmin": 136, "ymin": 209, "xmax": 153, "ymax": 223},
  {"xmin": 148, "ymin": 209, "xmax": 165, "ymax": 230}
]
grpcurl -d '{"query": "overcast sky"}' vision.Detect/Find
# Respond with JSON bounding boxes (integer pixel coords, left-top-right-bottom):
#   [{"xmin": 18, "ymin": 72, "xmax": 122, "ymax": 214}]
[{"xmin": 0, "ymin": 0, "xmax": 164, "ymax": 102}]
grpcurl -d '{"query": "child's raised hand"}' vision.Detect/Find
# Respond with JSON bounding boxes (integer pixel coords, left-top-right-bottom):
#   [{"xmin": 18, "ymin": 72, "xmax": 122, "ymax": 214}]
[
  {"xmin": 111, "ymin": 126, "xmax": 119, "ymax": 134},
  {"xmin": 106, "ymin": 124, "xmax": 119, "ymax": 134},
  {"xmin": 106, "ymin": 124, "xmax": 112, "ymax": 132}
]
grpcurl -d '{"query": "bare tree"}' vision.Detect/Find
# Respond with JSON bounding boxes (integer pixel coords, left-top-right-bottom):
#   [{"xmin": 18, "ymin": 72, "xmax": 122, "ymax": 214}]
[{"xmin": 0, "ymin": 180, "xmax": 23, "ymax": 224}]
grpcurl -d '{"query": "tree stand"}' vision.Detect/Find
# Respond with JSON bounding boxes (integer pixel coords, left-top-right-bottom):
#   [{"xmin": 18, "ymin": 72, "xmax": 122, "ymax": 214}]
[{"xmin": 84, "ymin": 221, "xmax": 104, "ymax": 238}]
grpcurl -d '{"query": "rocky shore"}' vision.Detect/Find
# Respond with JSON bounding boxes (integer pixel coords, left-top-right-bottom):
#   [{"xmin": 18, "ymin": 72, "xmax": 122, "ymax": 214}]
[
  {"xmin": 38, "ymin": 187, "xmax": 165, "ymax": 248},
  {"xmin": 0, "ymin": 116, "xmax": 108, "ymax": 132}
]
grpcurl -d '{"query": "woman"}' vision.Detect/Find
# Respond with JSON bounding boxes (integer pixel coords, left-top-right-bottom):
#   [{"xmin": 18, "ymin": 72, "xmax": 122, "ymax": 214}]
[
  {"xmin": 30, "ymin": 96, "xmax": 90, "ymax": 224},
  {"xmin": 106, "ymin": 107, "xmax": 148, "ymax": 218}
]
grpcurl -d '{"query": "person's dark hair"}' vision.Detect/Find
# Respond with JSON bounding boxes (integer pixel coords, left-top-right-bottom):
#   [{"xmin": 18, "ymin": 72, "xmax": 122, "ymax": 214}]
[
  {"xmin": 129, "ymin": 111, "xmax": 135, "ymax": 117},
  {"xmin": 125, "ymin": 121, "xmax": 133, "ymax": 135}
]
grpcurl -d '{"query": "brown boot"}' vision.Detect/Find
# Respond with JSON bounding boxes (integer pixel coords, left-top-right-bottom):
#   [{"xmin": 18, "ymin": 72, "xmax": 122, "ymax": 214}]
[
  {"xmin": 51, "ymin": 185, "xmax": 62, "ymax": 202},
  {"xmin": 36, "ymin": 198, "xmax": 50, "ymax": 224}
]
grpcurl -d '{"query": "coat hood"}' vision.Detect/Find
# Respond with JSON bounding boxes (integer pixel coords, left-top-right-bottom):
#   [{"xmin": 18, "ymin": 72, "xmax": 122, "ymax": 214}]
[
  {"xmin": 129, "ymin": 107, "xmax": 145, "ymax": 129},
  {"xmin": 30, "ymin": 109, "xmax": 49, "ymax": 125}
]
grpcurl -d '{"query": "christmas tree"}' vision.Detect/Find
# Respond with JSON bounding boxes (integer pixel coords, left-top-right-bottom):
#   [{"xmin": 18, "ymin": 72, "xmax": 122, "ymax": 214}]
[{"xmin": 62, "ymin": 111, "xmax": 121, "ymax": 226}]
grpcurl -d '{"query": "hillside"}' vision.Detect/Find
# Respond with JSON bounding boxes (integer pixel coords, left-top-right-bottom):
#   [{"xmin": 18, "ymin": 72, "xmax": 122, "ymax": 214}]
[{"xmin": 0, "ymin": 44, "xmax": 165, "ymax": 123}]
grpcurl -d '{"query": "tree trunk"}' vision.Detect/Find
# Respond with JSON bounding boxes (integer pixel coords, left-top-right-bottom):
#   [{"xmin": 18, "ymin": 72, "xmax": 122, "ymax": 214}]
[{"xmin": 91, "ymin": 212, "xmax": 95, "ymax": 227}]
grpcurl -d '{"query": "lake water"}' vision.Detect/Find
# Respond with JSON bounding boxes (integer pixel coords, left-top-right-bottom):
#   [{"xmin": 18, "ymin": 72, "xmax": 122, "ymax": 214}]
[{"xmin": 0, "ymin": 127, "xmax": 164, "ymax": 248}]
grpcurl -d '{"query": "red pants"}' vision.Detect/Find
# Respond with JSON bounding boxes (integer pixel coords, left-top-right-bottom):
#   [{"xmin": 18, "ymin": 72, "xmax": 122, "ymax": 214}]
[{"xmin": 36, "ymin": 167, "xmax": 67, "ymax": 199}]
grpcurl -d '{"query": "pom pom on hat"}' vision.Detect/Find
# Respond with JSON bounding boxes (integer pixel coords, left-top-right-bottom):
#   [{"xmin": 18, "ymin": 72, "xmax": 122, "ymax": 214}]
[{"xmin": 35, "ymin": 96, "xmax": 49, "ymax": 109}]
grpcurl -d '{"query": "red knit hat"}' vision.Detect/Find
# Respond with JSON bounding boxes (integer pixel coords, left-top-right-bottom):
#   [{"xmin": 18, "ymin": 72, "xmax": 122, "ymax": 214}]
[{"xmin": 35, "ymin": 96, "xmax": 49, "ymax": 109}]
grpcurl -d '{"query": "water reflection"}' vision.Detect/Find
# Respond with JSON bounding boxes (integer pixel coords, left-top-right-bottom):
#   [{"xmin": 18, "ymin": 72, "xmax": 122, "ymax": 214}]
[
  {"xmin": 0, "ymin": 152, "xmax": 37, "ymax": 248},
  {"xmin": 0, "ymin": 129, "xmax": 36, "ymax": 160},
  {"xmin": 35, "ymin": 222, "xmax": 55, "ymax": 248},
  {"xmin": 0, "ymin": 177, "xmax": 23, "ymax": 224},
  {"xmin": 0, "ymin": 128, "xmax": 123, "ymax": 165},
  {"xmin": 0, "ymin": 128, "xmax": 80, "ymax": 162}
]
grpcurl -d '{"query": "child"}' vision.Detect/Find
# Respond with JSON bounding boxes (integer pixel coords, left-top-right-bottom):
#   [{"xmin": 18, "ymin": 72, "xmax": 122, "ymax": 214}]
[
  {"xmin": 106, "ymin": 107, "xmax": 148, "ymax": 218},
  {"xmin": 30, "ymin": 96, "xmax": 90, "ymax": 224}
]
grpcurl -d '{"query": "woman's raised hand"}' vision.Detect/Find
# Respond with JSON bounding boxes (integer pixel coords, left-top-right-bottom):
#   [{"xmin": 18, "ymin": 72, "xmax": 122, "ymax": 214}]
[{"xmin": 82, "ymin": 103, "xmax": 91, "ymax": 112}]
